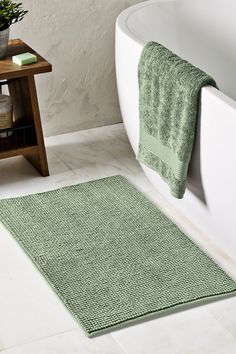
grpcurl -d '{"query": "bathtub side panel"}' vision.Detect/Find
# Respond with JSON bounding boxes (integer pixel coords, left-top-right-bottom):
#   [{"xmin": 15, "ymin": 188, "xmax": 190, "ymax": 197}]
[
  {"xmin": 115, "ymin": 18, "xmax": 236, "ymax": 259},
  {"xmin": 201, "ymin": 88, "xmax": 236, "ymax": 251}
]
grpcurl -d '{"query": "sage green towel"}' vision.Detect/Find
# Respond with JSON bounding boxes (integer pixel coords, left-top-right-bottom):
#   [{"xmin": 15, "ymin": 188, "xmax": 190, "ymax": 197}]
[{"xmin": 137, "ymin": 42, "xmax": 217, "ymax": 198}]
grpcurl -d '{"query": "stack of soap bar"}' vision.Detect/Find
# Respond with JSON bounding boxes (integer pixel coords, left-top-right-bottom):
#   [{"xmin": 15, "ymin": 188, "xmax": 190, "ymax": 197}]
[{"xmin": 12, "ymin": 52, "xmax": 37, "ymax": 66}]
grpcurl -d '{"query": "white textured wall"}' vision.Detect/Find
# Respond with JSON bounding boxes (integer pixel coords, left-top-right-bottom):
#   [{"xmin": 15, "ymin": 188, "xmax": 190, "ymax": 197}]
[{"xmin": 10, "ymin": 0, "xmax": 143, "ymax": 136}]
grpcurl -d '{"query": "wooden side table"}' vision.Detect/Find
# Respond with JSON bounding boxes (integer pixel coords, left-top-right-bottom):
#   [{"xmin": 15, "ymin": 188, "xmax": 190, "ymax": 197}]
[{"xmin": 0, "ymin": 39, "xmax": 52, "ymax": 176}]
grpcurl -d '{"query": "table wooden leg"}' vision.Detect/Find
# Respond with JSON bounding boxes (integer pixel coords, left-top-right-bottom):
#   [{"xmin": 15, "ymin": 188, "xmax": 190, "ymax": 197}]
[{"xmin": 8, "ymin": 75, "xmax": 49, "ymax": 177}]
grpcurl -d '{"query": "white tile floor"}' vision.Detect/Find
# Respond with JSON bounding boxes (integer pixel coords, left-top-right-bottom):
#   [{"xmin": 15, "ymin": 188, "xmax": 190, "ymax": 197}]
[{"xmin": 0, "ymin": 123, "xmax": 236, "ymax": 354}]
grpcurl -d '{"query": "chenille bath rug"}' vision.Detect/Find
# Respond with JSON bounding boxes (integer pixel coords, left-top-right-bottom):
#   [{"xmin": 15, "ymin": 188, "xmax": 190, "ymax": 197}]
[{"xmin": 0, "ymin": 175, "xmax": 236, "ymax": 336}]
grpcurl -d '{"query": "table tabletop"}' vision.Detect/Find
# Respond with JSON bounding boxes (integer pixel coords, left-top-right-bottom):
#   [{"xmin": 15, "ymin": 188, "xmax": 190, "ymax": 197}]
[{"xmin": 0, "ymin": 39, "xmax": 52, "ymax": 80}]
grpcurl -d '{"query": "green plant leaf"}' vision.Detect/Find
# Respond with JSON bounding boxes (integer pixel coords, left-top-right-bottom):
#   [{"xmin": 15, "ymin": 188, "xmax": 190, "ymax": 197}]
[{"xmin": 0, "ymin": 0, "xmax": 28, "ymax": 30}]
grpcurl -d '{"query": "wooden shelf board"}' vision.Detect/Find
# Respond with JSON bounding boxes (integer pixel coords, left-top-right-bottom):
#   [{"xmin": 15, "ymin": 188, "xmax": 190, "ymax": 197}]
[
  {"xmin": 0, "ymin": 39, "xmax": 52, "ymax": 80},
  {"xmin": 0, "ymin": 145, "xmax": 38, "ymax": 160}
]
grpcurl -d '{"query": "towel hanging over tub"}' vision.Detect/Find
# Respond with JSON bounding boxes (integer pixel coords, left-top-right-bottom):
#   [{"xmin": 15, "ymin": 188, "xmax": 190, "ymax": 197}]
[{"xmin": 137, "ymin": 42, "xmax": 217, "ymax": 199}]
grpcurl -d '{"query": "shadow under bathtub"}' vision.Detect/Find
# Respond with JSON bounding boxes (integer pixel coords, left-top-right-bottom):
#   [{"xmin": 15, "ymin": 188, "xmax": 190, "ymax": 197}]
[{"xmin": 187, "ymin": 101, "xmax": 207, "ymax": 205}]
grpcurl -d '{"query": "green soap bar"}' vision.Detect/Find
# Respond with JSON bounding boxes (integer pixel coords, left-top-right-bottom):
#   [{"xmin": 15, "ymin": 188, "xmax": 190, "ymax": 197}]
[{"xmin": 12, "ymin": 52, "xmax": 37, "ymax": 66}]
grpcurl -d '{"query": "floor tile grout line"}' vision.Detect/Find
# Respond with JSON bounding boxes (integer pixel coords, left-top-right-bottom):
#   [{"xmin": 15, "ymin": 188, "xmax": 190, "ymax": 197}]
[
  {"xmin": 205, "ymin": 308, "xmax": 236, "ymax": 341},
  {"xmin": 111, "ymin": 334, "xmax": 131, "ymax": 354},
  {"xmin": 0, "ymin": 327, "xmax": 78, "ymax": 352}
]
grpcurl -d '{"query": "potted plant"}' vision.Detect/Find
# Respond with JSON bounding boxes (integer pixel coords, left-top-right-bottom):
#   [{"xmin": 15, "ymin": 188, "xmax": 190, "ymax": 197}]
[{"xmin": 0, "ymin": 0, "xmax": 28, "ymax": 59}]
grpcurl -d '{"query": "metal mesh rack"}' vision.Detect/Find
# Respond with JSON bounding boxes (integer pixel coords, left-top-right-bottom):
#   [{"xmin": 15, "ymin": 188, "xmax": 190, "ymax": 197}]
[{"xmin": 0, "ymin": 122, "xmax": 36, "ymax": 153}]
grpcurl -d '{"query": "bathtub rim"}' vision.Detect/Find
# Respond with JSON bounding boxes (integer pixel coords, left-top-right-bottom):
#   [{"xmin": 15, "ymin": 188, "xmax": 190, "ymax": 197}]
[{"xmin": 116, "ymin": 0, "xmax": 236, "ymax": 109}]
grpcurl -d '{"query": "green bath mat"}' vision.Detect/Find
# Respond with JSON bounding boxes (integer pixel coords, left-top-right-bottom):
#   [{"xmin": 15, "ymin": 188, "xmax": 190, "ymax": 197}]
[{"xmin": 0, "ymin": 176, "xmax": 236, "ymax": 336}]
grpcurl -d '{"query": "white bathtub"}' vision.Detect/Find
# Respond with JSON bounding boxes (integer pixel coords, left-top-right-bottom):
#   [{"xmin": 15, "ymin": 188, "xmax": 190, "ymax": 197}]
[{"xmin": 115, "ymin": 0, "xmax": 236, "ymax": 259}]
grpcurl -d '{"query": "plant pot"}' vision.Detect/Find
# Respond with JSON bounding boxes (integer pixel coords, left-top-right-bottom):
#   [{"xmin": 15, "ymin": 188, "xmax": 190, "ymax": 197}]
[{"xmin": 0, "ymin": 27, "xmax": 10, "ymax": 60}]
